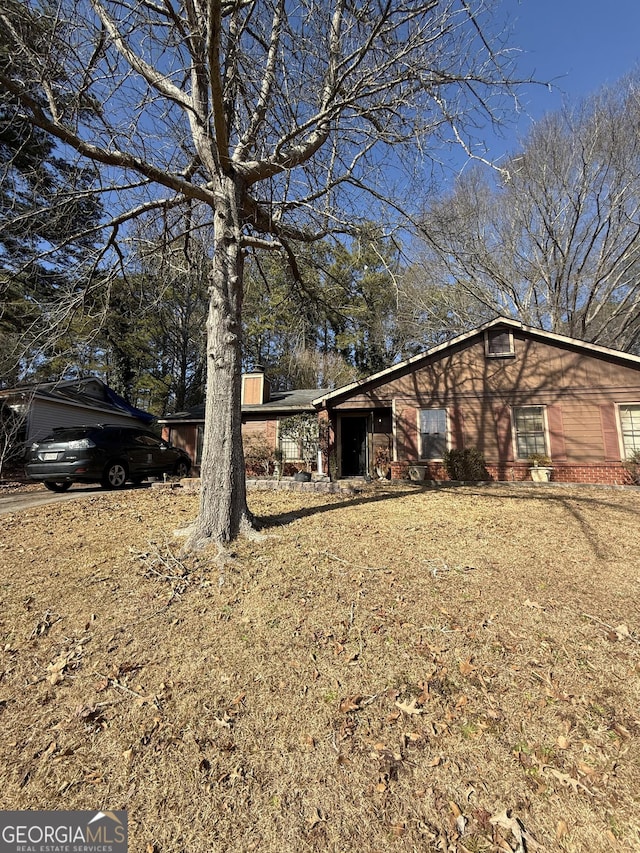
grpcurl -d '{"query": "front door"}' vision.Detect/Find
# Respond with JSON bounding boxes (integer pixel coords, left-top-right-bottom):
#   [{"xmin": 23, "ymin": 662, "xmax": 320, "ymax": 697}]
[{"xmin": 340, "ymin": 416, "xmax": 368, "ymax": 477}]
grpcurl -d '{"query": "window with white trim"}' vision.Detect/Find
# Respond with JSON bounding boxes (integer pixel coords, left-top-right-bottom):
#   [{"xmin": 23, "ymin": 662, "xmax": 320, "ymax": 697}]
[
  {"xmin": 419, "ymin": 408, "xmax": 447, "ymax": 459},
  {"xmin": 513, "ymin": 406, "xmax": 548, "ymax": 458},
  {"xmin": 620, "ymin": 404, "xmax": 640, "ymax": 456},
  {"xmin": 279, "ymin": 433, "xmax": 303, "ymax": 461}
]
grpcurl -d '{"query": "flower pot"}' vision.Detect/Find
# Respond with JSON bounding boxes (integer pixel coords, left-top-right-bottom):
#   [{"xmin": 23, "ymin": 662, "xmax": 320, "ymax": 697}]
[
  {"xmin": 529, "ymin": 466, "xmax": 553, "ymax": 482},
  {"xmin": 408, "ymin": 465, "xmax": 427, "ymax": 481}
]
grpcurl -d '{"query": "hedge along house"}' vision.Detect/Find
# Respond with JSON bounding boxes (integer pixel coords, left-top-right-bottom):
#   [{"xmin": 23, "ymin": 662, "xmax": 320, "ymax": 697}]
[
  {"xmin": 158, "ymin": 367, "xmax": 329, "ymax": 472},
  {"xmin": 312, "ymin": 317, "xmax": 640, "ymax": 485}
]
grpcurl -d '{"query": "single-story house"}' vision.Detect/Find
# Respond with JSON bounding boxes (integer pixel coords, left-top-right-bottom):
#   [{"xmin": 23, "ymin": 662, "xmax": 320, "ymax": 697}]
[
  {"xmin": 158, "ymin": 368, "xmax": 329, "ymax": 471},
  {"xmin": 313, "ymin": 316, "xmax": 640, "ymax": 485},
  {"xmin": 0, "ymin": 377, "xmax": 154, "ymax": 445}
]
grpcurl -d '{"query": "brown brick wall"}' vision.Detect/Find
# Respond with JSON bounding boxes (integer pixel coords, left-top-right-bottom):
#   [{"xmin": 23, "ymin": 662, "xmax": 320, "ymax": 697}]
[{"xmin": 390, "ymin": 460, "xmax": 633, "ymax": 485}]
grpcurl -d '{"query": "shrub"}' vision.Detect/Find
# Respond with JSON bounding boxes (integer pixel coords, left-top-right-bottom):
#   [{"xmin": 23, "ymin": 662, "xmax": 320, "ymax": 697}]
[
  {"xmin": 443, "ymin": 447, "xmax": 489, "ymax": 481},
  {"xmin": 373, "ymin": 445, "xmax": 391, "ymax": 478},
  {"xmin": 243, "ymin": 432, "xmax": 273, "ymax": 477},
  {"xmin": 623, "ymin": 450, "xmax": 640, "ymax": 485}
]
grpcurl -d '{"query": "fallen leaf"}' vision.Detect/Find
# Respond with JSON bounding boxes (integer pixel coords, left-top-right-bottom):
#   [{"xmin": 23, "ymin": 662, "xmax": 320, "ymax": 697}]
[
  {"xmin": 490, "ymin": 808, "xmax": 542, "ymax": 851},
  {"xmin": 456, "ymin": 814, "xmax": 467, "ymax": 835},
  {"xmin": 556, "ymin": 819, "xmax": 569, "ymax": 840},
  {"xmin": 47, "ymin": 653, "xmax": 71, "ymax": 685},
  {"xmin": 339, "ymin": 696, "xmax": 362, "ymax": 713},
  {"xmin": 395, "ymin": 697, "xmax": 423, "ymax": 716},
  {"xmin": 543, "ymin": 766, "xmax": 593, "ymax": 796},
  {"xmin": 306, "ymin": 807, "xmax": 325, "ymax": 829},
  {"xmin": 458, "ymin": 658, "xmax": 475, "ymax": 676},
  {"xmin": 557, "ymin": 735, "xmax": 570, "ymax": 749},
  {"xmin": 449, "ymin": 801, "xmax": 462, "ymax": 818}
]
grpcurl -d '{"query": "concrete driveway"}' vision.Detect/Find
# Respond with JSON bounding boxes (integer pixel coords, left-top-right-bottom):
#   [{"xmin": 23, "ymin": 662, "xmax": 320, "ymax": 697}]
[{"xmin": 0, "ymin": 484, "xmax": 127, "ymax": 515}]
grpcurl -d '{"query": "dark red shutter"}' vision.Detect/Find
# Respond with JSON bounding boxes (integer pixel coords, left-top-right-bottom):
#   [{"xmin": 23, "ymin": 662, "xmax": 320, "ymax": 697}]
[
  {"xmin": 600, "ymin": 404, "xmax": 621, "ymax": 461},
  {"xmin": 547, "ymin": 404, "xmax": 567, "ymax": 462}
]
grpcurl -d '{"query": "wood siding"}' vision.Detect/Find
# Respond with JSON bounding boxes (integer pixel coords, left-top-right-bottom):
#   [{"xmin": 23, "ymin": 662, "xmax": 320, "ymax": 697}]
[
  {"xmin": 328, "ymin": 331, "xmax": 640, "ymax": 468},
  {"xmin": 28, "ymin": 400, "xmax": 141, "ymax": 442}
]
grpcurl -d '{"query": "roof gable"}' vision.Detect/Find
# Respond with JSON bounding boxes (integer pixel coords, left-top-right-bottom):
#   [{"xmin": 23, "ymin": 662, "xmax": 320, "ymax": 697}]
[
  {"xmin": 0, "ymin": 377, "xmax": 154, "ymax": 423},
  {"xmin": 313, "ymin": 317, "xmax": 640, "ymax": 407}
]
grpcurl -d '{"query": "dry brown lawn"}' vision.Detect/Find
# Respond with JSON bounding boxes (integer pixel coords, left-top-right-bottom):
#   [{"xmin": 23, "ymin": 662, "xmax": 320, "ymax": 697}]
[{"xmin": 0, "ymin": 482, "xmax": 639, "ymax": 852}]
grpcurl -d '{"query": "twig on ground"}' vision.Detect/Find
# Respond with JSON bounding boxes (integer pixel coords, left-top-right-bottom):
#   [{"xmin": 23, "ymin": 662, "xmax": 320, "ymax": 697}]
[
  {"xmin": 320, "ymin": 550, "xmax": 388, "ymax": 572},
  {"xmin": 421, "ymin": 559, "xmax": 477, "ymax": 578},
  {"xmin": 93, "ymin": 671, "xmax": 151, "ymax": 702},
  {"xmin": 29, "ymin": 609, "xmax": 62, "ymax": 639},
  {"xmin": 582, "ymin": 613, "xmax": 640, "ymax": 644},
  {"xmin": 131, "ymin": 540, "xmax": 193, "ymax": 596}
]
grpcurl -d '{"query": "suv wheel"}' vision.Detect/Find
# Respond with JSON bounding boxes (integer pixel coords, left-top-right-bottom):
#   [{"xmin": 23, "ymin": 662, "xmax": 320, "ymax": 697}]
[
  {"xmin": 101, "ymin": 461, "xmax": 128, "ymax": 489},
  {"xmin": 173, "ymin": 460, "xmax": 190, "ymax": 479},
  {"xmin": 44, "ymin": 481, "xmax": 72, "ymax": 493}
]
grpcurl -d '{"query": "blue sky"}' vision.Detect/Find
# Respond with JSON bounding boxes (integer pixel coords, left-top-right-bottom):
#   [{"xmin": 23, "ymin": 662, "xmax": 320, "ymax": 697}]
[{"xmin": 489, "ymin": 0, "xmax": 640, "ymax": 159}]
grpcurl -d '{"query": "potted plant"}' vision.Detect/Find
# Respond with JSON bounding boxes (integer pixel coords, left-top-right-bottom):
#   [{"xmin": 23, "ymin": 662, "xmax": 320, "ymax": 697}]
[
  {"xmin": 374, "ymin": 446, "xmax": 391, "ymax": 480},
  {"xmin": 408, "ymin": 464, "xmax": 427, "ymax": 481},
  {"xmin": 528, "ymin": 452, "xmax": 553, "ymax": 482}
]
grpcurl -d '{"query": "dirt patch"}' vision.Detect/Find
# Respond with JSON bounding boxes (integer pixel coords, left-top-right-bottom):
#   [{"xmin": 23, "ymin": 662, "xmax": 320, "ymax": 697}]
[{"xmin": 0, "ymin": 483, "xmax": 638, "ymax": 852}]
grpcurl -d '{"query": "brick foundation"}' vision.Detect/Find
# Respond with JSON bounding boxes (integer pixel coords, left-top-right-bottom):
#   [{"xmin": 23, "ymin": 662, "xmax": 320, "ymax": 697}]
[{"xmin": 390, "ymin": 461, "xmax": 634, "ymax": 486}]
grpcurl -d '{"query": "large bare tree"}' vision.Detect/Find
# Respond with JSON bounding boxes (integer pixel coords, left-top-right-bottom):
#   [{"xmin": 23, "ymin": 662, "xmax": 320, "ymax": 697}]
[
  {"xmin": 1, "ymin": 0, "xmax": 520, "ymax": 545},
  {"xmin": 409, "ymin": 75, "xmax": 640, "ymax": 352}
]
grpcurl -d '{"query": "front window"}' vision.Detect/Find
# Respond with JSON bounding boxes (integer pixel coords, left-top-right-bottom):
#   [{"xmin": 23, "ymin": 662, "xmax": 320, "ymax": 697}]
[
  {"xmin": 620, "ymin": 405, "xmax": 640, "ymax": 456},
  {"xmin": 419, "ymin": 409, "xmax": 447, "ymax": 459},
  {"xmin": 279, "ymin": 432, "xmax": 302, "ymax": 462},
  {"xmin": 513, "ymin": 406, "xmax": 547, "ymax": 458}
]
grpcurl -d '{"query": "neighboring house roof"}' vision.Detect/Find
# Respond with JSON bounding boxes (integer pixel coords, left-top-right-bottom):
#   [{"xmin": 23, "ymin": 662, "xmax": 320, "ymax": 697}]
[
  {"xmin": 0, "ymin": 377, "xmax": 155, "ymax": 424},
  {"xmin": 312, "ymin": 316, "xmax": 640, "ymax": 408},
  {"xmin": 158, "ymin": 388, "xmax": 329, "ymax": 423}
]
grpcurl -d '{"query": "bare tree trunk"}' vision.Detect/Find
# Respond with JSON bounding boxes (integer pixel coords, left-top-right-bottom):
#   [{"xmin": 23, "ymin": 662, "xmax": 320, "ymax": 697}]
[{"xmin": 188, "ymin": 177, "xmax": 252, "ymax": 546}]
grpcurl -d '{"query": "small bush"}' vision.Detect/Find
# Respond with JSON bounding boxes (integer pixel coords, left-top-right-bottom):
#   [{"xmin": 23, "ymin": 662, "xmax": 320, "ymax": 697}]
[
  {"xmin": 443, "ymin": 447, "xmax": 489, "ymax": 481},
  {"xmin": 244, "ymin": 433, "xmax": 273, "ymax": 477},
  {"xmin": 623, "ymin": 450, "xmax": 640, "ymax": 485}
]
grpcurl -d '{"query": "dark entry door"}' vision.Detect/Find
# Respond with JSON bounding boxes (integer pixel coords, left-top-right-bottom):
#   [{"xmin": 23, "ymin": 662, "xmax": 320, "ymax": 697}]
[{"xmin": 341, "ymin": 416, "xmax": 368, "ymax": 476}]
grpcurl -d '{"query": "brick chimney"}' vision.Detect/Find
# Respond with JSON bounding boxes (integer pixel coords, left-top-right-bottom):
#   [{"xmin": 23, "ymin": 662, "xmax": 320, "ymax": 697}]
[{"xmin": 241, "ymin": 365, "xmax": 271, "ymax": 405}]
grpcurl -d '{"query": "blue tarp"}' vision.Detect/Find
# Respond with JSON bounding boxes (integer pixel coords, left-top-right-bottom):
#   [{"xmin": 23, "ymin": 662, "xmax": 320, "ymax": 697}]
[{"xmin": 104, "ymin": 385, "xmax": 156, "ymax": 424}]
